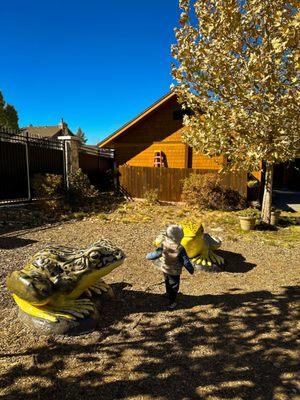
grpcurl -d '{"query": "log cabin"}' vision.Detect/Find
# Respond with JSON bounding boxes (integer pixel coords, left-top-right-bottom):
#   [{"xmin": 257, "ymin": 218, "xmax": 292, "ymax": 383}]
[
  {"xmin": 98, "ymin": 92, "xmax": 300, "ymax": 203},
  {"xmin": 98, "ymin": 92, "xmax": 223, "ymax": 170}
]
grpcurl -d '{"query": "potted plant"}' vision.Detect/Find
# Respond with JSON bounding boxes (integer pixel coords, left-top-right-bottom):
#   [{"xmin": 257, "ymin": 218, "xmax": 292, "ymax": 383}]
[
  {"xmin": 238, "ymin": 208, "xmax": 260, "ymax": 231},
  {"xmin": 270, "ymin": 208, "xmax": 281, "ymax": 226}
]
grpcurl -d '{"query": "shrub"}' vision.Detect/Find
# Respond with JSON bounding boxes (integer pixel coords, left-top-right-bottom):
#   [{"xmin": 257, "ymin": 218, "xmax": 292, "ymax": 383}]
[
  {"xmin": 144, "ymin": 188, "xmax": 159, "ymax": 204},
  {"xmin": 239, "ymin": 208, "xmax": 260, "ymax": 218},
  {"xmin": 32, "ymin": 174, "xmax": 63, "ymax": 214},
  {"xmin": 181, "ymin": 173, "xmax": 247, "ymax": 210},
  {"xmin": 32, "ymin": 174, "xmax": 63, "ymax": 198},
  {"xmin": 67, "ymin": 168, "xmax": 99, "ymax": 207}
]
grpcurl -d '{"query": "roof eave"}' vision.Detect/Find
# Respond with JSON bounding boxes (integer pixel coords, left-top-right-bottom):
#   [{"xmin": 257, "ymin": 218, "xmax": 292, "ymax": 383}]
[{"xmin": 98, "ymin": 91, "xmax": 176, "ymax": 147}]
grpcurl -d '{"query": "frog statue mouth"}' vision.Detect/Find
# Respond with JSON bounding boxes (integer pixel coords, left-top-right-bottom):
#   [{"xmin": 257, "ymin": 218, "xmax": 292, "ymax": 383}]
[{"xmin": 6, "ymin": 239, "xmax": 125, "ymax": 306}]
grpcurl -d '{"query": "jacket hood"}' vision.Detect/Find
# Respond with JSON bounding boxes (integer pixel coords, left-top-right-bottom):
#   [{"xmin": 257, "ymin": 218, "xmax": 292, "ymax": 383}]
[{"xmin": 166, "ymin": 225, "xmax": 184, "ymax": 245}]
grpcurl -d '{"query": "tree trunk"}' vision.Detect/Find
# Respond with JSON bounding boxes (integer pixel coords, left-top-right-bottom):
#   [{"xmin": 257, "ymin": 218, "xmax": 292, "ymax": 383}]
[{"xmin": 261, "ymin": 162, "xmax": 274, "ymax": 224}]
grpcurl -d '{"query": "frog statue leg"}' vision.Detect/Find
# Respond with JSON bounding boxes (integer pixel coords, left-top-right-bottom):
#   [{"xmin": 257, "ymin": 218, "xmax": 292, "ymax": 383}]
[
  {"xmin": 180, "ymin": 218, "xmax": 225, "ymax": 268},
  {"xmin": 191, "ymin": 234, "xmax": 224, "ymax": 267},
  {"xmin": 86, "ymin": 279, "xmax": 114, "ymax": 298},
  {"xmin": 13, "ymin": 294, "xmax": 96, "ymax": 322},
  {"xmin": 191, "ymin": 249, "xmax": 224, "ymax": 267}
]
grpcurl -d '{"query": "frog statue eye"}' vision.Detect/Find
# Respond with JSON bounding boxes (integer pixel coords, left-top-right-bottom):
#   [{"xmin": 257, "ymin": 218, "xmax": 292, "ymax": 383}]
[{"xmin": 89, "ymin": 251, "xmax": 101, "ymax": 261}]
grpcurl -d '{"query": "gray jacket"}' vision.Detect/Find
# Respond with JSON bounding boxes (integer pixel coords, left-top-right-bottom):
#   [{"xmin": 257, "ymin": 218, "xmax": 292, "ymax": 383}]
[{"xmin": 147, "ymin": 224, "xmax": 194, "ymax": 276}]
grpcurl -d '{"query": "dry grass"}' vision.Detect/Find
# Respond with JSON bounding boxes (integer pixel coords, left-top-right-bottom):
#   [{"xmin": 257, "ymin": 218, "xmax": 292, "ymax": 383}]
[{"xmin": 0, "ymin": 201, "xmax": 299, "ymax": 400}]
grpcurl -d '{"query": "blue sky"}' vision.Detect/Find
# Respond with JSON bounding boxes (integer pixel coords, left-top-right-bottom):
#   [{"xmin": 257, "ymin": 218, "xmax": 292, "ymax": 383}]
[{"xmin": 1, "ymin": 0, "xmax": 180, "ymax": 144}]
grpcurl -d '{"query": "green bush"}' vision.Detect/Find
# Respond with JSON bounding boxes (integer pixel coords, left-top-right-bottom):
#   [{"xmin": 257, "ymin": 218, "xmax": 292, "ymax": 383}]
[
  {"xmin": 181, "ymin": 173, "xmax": 247, "ymax": 210},
  {"xmin": 67, "ymin": 168, "xmax": 99, "ymax": 207},
  {"xmin": 144, "ymin": 188, "xmax": 159, "ymax": 204},
  {"xmin": 32, "ymin": 174, "xmax": 63, "ymax": 198},
  {"xmin": 239, "ymin": 208, "xmax": 260, "ymax": 218},
  {"xmin": 32, "ymin": 174, "xmax": 63, "ymax": 214}
]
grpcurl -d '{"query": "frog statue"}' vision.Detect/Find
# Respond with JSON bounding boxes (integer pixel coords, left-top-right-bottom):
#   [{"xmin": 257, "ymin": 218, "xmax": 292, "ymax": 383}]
[
  {"xmin": 6, "ymin": 239, "xmax": 125, "ymax": 334},
  {"xmin": 154, "ymin": 219, "xmax": 224, "ymax": 271}
]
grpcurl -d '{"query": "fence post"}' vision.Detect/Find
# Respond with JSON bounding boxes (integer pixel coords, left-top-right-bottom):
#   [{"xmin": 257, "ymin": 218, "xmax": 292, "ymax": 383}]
[
  {"xmin": 25, "ymin": 132, "xmax": 32, "ymax": 201},
  {"xmin": 111, "ymin": 150, "xmax": 118, "ymax": 190},
  {"xmin": 58, "ymin": 135, "xmax": 80, "ymax": 188}
]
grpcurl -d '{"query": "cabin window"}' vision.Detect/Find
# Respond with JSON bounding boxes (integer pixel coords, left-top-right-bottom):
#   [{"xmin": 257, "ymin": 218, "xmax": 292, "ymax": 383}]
[{"xmin": 173, "ymin": 109, "xmax": 193, "ymax": 120}]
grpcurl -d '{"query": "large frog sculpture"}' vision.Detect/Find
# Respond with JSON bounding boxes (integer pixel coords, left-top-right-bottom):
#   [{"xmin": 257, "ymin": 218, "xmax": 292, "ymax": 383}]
[
  {"xmin": 154, "ymin": 220, "xmax": 224, "ymax": 271},
  {"xmin": 6, "ymin": 239, "xmax": 125, "ymax": 334}
]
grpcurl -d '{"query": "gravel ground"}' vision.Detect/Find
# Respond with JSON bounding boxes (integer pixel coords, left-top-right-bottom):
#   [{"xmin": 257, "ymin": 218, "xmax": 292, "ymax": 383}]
[{"xmin": 0, "ymin": 212, "xmax": 299, "ymax": 400}]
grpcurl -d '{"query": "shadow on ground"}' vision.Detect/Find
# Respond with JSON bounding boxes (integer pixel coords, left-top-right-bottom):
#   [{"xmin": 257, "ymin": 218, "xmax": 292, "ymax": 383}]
[
  {"xmin": 0, "ymin": 236, "xmax": 38, "ymax": 249},
  {"xmin": 217, "ymin": 250, "xmax": 256, "ymax": 273},
  {"xmin": 277, "ymin": 216, "xmax": 300, "ymax": 227},
  {"xmin": 0, "ymin": 193, "xmax": 125, "ymax": 236},
  {"xmin": 273, "ymin": 190, "xmax": 300, "ymax": 213},
  {"xmin": 0, "ymin": 284, "xmax": 299, "ymax": 400}
]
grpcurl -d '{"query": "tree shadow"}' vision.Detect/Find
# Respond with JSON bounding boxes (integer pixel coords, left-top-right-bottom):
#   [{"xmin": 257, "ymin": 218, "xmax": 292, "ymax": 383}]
[
  {"xmin": 255, "ymin": 222, "xmax": 278, "ymax": 231},
  {"xmin": 277, "ymin": 216, "xmax": 300, "ymax": 227},
  {"xmin": 0, "ymin": 284, "xmax": 299, "ymax": 400},
  {"xmin": 0, "ymin": 236, "xmax": 38, "ymax": 249},
  {"xmin": 273, "ymin": 190, "xmax": 300, "ymax": 213},
  {"xmin": 0, "ymin": 192, "xmax": 125, "ymax": 236}
]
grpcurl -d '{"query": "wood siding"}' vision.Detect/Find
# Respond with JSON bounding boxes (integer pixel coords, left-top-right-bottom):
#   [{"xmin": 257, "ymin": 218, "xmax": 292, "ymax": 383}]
[
  {"xmin": 191, "ymin": 153, "xmax": 224, "ymax": 170},
  {"xmin": 128, "ymin": 142, "xmax": 187, "ymax": 168},
  {"xmin": 119, "ymin": 165, "xmax": 247, "ymax": 202},
  {"xmin": 101, "ymin": 94, "xmax": 226, "ymax": 172},
  {"xmin": 104, "ymin": 96, "xmax": 187, "ymax": 166}
]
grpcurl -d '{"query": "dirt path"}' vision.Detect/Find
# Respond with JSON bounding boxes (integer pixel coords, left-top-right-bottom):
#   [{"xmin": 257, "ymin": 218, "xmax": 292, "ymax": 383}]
[{"xmin": 0, "ymin": 216, "xmax": 299, "ymax": 400}]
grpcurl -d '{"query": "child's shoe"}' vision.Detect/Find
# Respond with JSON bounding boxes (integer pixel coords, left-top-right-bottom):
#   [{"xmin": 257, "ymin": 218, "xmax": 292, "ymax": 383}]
[{"xmin": 168, "ymin": 301, "xmax": 177, "ymax": 310}]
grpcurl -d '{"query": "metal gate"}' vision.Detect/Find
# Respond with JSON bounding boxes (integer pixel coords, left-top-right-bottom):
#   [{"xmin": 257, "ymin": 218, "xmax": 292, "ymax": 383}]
[
  {"xmin": 0, "ymin": 129, "xmax": 64, "ymax": 203},
  {"xmin": 79, "ymin": 145, "xmax": 115, "ymax": 190}
]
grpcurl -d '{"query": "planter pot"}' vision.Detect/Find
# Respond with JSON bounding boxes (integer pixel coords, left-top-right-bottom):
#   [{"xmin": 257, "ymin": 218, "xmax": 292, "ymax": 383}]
[
  {"xmin": 270, "ymin": 211, "xmax": 281, "ymax": 226},
  {"xmin": 239, "ymin": 216, "xmax": 256, "ymax": 231}
]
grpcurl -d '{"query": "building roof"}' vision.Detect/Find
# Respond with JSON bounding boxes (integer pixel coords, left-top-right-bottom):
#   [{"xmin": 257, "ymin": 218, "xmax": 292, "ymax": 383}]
[
  {"xmin": 20, "ymin": 124, "xmax": 73, "ymax": 138},
  {"xmin": 98, "ymin": 92, "xmax": 176, "ymax": 147}
]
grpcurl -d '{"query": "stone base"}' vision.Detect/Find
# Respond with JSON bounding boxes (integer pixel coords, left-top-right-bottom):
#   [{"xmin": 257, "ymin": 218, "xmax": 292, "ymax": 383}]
[
  {"xmin": 194, "ymin": 263, "xmax": 223, "ymax": 273},
  {"xmin": 19, "ymin": 307, "xmax": 100, "ymax": 336},
  {"xmin": 15, "ymin": 287, "xmax": 115, "ymax": 336}
]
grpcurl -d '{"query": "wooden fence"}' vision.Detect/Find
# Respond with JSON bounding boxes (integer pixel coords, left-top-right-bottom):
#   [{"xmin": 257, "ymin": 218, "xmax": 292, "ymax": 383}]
[{"xmin": 118, "ymin": 165, "xmax": 247, "ymax": 202}]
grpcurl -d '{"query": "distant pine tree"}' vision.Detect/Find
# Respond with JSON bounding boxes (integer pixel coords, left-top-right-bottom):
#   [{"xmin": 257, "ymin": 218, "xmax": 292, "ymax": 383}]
[
  {"xmin": 76, "ymin": 127, "xmax": 87, "ymax": 144},
  {"xmin": 0, "ymin": 92, "xmax": 7, "ymax": 128},
  {"xmin": 4, "ymin": 104, "xmax": 19, "ymax": 130},
  {"xmin": 0, "ymin": 90, "xmax": 19, "ymax": 130}
]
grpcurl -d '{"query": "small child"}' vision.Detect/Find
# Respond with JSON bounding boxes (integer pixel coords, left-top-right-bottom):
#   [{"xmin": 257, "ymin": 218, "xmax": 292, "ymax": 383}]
[{"xmin": 146, "ymin": 224, "xmax": 194, "ymax": 309}]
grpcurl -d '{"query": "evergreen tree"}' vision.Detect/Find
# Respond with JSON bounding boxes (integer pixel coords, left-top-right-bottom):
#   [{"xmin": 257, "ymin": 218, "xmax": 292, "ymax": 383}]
[
  {"xmin": 0, "ymin": 92, "xmax": 7, "ymax": 128},
  {"xmin": 4, "ymin": 104, "xmax": 19, "ymax": 130},
  {"xmin": 76, "ymin": 127, "xmax": 87, "ymax": 144},
  {"xmin": 0, "ymin": 90, "xmax": 19, "ymax": 130}
]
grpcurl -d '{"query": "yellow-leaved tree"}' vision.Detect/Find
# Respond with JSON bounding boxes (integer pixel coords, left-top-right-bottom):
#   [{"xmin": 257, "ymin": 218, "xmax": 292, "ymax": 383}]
[{"xmin": 172, "ymin": 0, "xmax": 299, "ymax": 223}]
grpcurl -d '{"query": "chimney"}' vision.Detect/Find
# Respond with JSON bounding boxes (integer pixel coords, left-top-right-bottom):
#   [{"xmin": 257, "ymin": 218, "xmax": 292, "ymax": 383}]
[{"xmin": 59, "ymin": 118, "xmax": 69, "ymax": 135}]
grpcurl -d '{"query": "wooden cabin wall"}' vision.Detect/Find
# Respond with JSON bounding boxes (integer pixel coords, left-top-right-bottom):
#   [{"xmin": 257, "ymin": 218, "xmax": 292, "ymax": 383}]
[{"xmin": 103, "ymin": 96, "xmax": 223, "ymax": 170}]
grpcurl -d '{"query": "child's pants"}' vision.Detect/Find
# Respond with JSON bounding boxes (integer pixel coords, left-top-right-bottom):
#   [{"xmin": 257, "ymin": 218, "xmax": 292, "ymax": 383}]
[{"xmin": 164, "ymin": 273, "xmax": 180, "ymax": 302}]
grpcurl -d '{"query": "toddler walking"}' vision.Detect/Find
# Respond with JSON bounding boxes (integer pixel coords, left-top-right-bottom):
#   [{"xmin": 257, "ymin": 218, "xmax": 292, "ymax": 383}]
[{"xmin": 146, "ymin": 224, "xmax": 194, "ymax": 309}]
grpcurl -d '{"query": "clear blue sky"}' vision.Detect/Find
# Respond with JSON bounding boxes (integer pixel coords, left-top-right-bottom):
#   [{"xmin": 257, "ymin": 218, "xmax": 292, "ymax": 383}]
[{"xmin": 1, "ymin": 0, "xmax": 180, "ymax": 144}]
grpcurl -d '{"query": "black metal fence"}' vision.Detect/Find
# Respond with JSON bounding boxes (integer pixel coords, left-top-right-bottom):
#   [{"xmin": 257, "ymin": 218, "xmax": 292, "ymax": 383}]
[
  {"xmin": 0, "ymin": 128, "xmax": 115, "ymax": 203},
  {"xmin": 0, "ymin": 129, "xmax": 64, "ymax": 202},
  {"xmin": 79, "ymin": 145, "xmax": 115, "ymax": 190}
]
